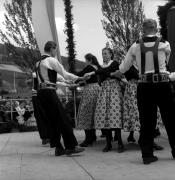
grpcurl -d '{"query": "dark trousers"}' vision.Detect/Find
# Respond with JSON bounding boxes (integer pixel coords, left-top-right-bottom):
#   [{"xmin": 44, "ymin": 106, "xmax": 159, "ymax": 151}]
[
  {"xmin": 137, "ymin": 82, "xmax": 175, "ymax": 158},
  {"xmin": 37, "ymin": 88, "xmax": 78, "ymax": 149},
  {"xmin": 32, "ymin": 95, "xmax": 49, "ymax": 140}
]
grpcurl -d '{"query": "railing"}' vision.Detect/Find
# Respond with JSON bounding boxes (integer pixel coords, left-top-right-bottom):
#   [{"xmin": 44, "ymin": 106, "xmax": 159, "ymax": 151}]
[{"xmin": 0, "ymin": 87, "xmax": 83, "ymax": 132}]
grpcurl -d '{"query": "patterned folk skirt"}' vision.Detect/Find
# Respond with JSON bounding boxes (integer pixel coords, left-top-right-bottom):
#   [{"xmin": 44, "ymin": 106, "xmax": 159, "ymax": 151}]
[
  {"xmin": 95, "ymin": 79, "xmax": 123, "ymax": 129},
  {"xmin": 123, "ymin": 80, "xmax": 162, "ymax": 132},
  {"xmin": 123, "ymin": 80, "xmax": 140, "ymax": 132},
  {"xmin": 76, "ymin": 83, "xmax": 100, "ymax": 130}
]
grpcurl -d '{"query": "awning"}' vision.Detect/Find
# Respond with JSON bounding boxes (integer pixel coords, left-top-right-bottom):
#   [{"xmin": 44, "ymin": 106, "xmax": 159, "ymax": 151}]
[{"xmin": 0, "ymin": 64, "xmax": 24, "ymax": 73}]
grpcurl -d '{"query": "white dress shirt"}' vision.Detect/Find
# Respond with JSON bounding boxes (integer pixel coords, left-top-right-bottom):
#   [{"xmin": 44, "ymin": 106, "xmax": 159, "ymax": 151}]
[
  {"xmin": 38, "ymin": 54, "xmax": 78, "ymax": 83},
  {"xmin": 119, "ymin": 36, "xmax": 171, "ymax": 75}
]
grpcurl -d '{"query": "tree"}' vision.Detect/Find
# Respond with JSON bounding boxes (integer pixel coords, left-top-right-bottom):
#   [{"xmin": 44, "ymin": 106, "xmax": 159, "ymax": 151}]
[
  {"xmin": 63, "ymin": 0, "xmax": 76, "ymax": 73},
  {"xmin": 0, "ymin": 0, "xmax": 40, "ymax": 71},
  {"xmin": 101, "ymin": 0, "xmax": 145, "ymax": 62}
]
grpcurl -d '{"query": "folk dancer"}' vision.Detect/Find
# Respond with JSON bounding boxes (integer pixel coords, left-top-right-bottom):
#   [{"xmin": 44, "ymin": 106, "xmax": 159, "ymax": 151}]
[
  {"xmin": 76, "ymin": 53, "xmax": 101, "ymax": 147},
  {"xmin": 36, "ymin": 41, "xmax": 85, "ymax": 156},
  {"xmin": 85, "ymin": 47, "xmax": 124, "ymax": 153},
  {"xmin": 111, "ymin": 19, "xmax": 175, "ymax": 164}
]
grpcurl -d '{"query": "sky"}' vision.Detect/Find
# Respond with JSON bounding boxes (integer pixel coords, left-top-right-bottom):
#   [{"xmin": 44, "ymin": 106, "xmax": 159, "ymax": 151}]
[{"xmin": 0, "ymin": 0, "xmax": 167, "ymax": 64}]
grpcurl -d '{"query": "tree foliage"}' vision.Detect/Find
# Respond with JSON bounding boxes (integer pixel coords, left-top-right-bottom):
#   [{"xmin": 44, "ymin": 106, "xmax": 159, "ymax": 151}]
[
  {"xmin": 0, "ymin": 0, "xmax": 40, "ymax": 71},
  {"xmin": 63, "ymin": 0, "xmax": 76, "ymax": 73},
  {"xmin": 101, "ymin": 0, "xmax": 145, "ymax": 62},
  {"xmin": 157, "ymin": 0, "xmax": 175, "ymax": 40}
]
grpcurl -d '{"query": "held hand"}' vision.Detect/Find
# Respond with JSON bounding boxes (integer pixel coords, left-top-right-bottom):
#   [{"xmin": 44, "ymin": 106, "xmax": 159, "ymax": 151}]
[
  {"xmin": 83, "ymin": 72, "xmax": 92, "ymax": 80},
  {"xmin": 169, "ymin": 72, "xmax": 175, "ymax": 81},
  {"xmin": 111, "ymin": 70, "xmax": 123, "ymax": 78},
  {"xmin": 69, "ymin": 83, "xmax": 79, "ymax": 88},
  {"xmin": 64, "ymin": 80, "xmax": 73, "ymax": 84}
]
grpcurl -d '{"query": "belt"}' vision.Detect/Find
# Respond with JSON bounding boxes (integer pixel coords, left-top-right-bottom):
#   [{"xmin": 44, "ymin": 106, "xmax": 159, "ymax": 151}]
[
  {"xmin": 139, "ymin": 73, "xmax": 170, "ymax": 83},
  {"xmin": 39, "ymin": 82, "xmax": 56, "ymax": 89}
]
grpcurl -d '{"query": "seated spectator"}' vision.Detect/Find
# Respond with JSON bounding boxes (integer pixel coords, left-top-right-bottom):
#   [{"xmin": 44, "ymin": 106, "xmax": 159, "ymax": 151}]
[
  {"xmin": 23, "ymin": 100, "xmax": 33, "ymax": 121},
  {"xmin": 0, "ymin": 100, "xmax": 13, "ymax": 133},
  {"xmin": 14, "ymin": 101, "xmax": 25, "ymax": 125},
  {"xmin": 3, "ymin": 101, "xmax": 12, "ymax": 122}
]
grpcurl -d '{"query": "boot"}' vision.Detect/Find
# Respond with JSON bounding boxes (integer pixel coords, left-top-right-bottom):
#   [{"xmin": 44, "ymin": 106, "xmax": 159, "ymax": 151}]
[
  {"xmin": 100, "ymin": 129, "xmax": 106, "ymax": 138},
  {"xmin": 115, "ymin": 129, "xmax": 124, "ymax": 153},
  {"xmin": 79, "ymin": 130, "xmax": 93, "ymax": 147},
  {"xmin": 91, "ymin": 129, "xmax": 97, "ymax": 142},
  {"xmin": 103, "ymin": 129, "xmax": 112, "ymax": 152},
  {"xmin": 127, "ymin": 131, "xmax": 136, "ymax": 143},
  {"xmin": 114, "ymin": 130, "xmax": 118, "ymax": 141}
]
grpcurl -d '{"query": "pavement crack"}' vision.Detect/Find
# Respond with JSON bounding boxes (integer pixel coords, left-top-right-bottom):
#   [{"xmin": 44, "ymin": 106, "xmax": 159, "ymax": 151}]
[
  {"xmin": 72, "ymin": 157, "xmax": 96, "ymax": 180},
  {"xmin": 19, "ymin": 153, "xmax": 23, "ymax": 180},
  {"xmin": 0, "ymin": 134, "xmax": 12, "ymax": 154}
]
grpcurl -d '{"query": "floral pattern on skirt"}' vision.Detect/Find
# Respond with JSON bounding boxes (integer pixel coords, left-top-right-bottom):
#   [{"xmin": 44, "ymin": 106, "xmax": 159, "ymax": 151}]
[
  {"xmin": 95, "ymin": 79, "xmax": 123, "ymax": 129},
  {"xmin": 76, "ymin": 83, "xmax": 100, "ymax": 130},
  {"xmin": 123, "ymin": 80, "xmax": 162, "ymax": 132}
]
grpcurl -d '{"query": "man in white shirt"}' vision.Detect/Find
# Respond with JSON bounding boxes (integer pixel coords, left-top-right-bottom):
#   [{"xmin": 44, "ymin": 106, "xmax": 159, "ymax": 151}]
[
  {"xmin": 36, "ymin": 41, "xmax": 85, "ymax": 156},
  {"xmin": 112, "ymin": 19, "xmax": 175, "ymax": 164}
]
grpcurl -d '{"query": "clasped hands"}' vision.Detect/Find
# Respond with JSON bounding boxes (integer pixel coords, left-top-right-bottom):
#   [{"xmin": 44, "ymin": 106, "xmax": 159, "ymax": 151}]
[
  {"xmin": 110, "ymin": 70, "xmax": 123, "ymax": 78},
  {"xmin": 82, "ymin": 70, "xmax": 123, "ymax": 79},
  {"xmin": 83, "ymin": 71, "xmax": 95, "ymax": 79},
  {"xmin": 169, "ymin": 72, "xmax": 175, "ymax": 81}
]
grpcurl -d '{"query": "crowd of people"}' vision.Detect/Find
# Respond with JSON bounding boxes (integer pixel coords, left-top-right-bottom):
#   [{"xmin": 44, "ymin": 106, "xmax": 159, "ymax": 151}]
[
  {"xmin": 32, "ymin": 18, "xmax": 175, "ymax": 165},
  {"xmin": 0, "ymin": 98, "xmax": 36, "ymax": 132}
]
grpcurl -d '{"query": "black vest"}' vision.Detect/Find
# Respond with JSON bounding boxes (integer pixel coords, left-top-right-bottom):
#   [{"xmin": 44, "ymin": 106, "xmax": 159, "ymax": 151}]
[{"xmin": 36, "ymin": 55, "xmax": 57, "ymax": 84}]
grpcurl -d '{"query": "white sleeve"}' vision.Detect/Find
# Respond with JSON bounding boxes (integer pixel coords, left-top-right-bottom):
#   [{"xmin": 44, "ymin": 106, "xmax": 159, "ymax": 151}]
[
  {"xmin": 165, "ymin": 41, "xmax": 171, "ymax": 63},
  {"xmin": 57, "ymin": 74, "xmax": 65, "ymax": 82},
  {"xmin": 50, "ymin": 58, "xmax": 78, "ymax": 81},
  {"xmin": 119, "ymin": 44, "xmax": 136, "ymax": 73},
  {"xmin": 56, "ymin": 81, "xmax": 68, "ymax": 87}
]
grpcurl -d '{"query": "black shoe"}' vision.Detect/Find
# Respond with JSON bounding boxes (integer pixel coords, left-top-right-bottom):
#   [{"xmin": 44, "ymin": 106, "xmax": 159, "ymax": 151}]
[
  {"xmin": 143, "ymin": 156, "xmax": 158, "ymax": 165},
  {"xmin": 127, "ymin": 136, "xmax": 136, "ymax": 143},
  {"xmin": 117, "ymin": 144, "xmax": 124, "ymax": 153},
  {"xmin": 153, "ymin": 143, "xmax": 164, "ymax": 151},
  {"xmin": 102, "ymin": 144, "xmax": 112, "ymax": 152},
  {"xmin": 65, "ymin": 147, "xmax": 85, "ymax": 155},
  {"xmin": 79, "ymin": 140, "xmax": 92, "ymax": 147},
  {"xmin": 42, "ymin": 139, "xmax": 50, "ymax": 145},
  {"xmin": 55, "ymin": 147, "xmax": 65, "ymax": 156}
]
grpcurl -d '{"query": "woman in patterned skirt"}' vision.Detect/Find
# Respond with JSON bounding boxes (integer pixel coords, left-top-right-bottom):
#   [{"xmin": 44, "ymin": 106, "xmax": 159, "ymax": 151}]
[
  {"xmin": 76, "ymin": 53, "xmax": 101, "ymax": 147},
  {"xmin": 85, "ymin": 47, "xmax": 124, "ymax": 153},
  {"xmin": 123, "ymin": 65, "xmax": 140, "ymax": 141}
]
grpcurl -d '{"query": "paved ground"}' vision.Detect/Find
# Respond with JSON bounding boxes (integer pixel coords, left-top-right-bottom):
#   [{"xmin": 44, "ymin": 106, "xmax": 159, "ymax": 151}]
[{"xmin": 0, "ymin": 128, "xmax": 175, "ymax": 180}]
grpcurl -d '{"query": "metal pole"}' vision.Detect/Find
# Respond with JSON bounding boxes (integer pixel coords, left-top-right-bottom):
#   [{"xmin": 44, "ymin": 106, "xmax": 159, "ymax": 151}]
[{"xmin": 73, "ymin": 88, "xmax": 77, "ymax": 127}]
